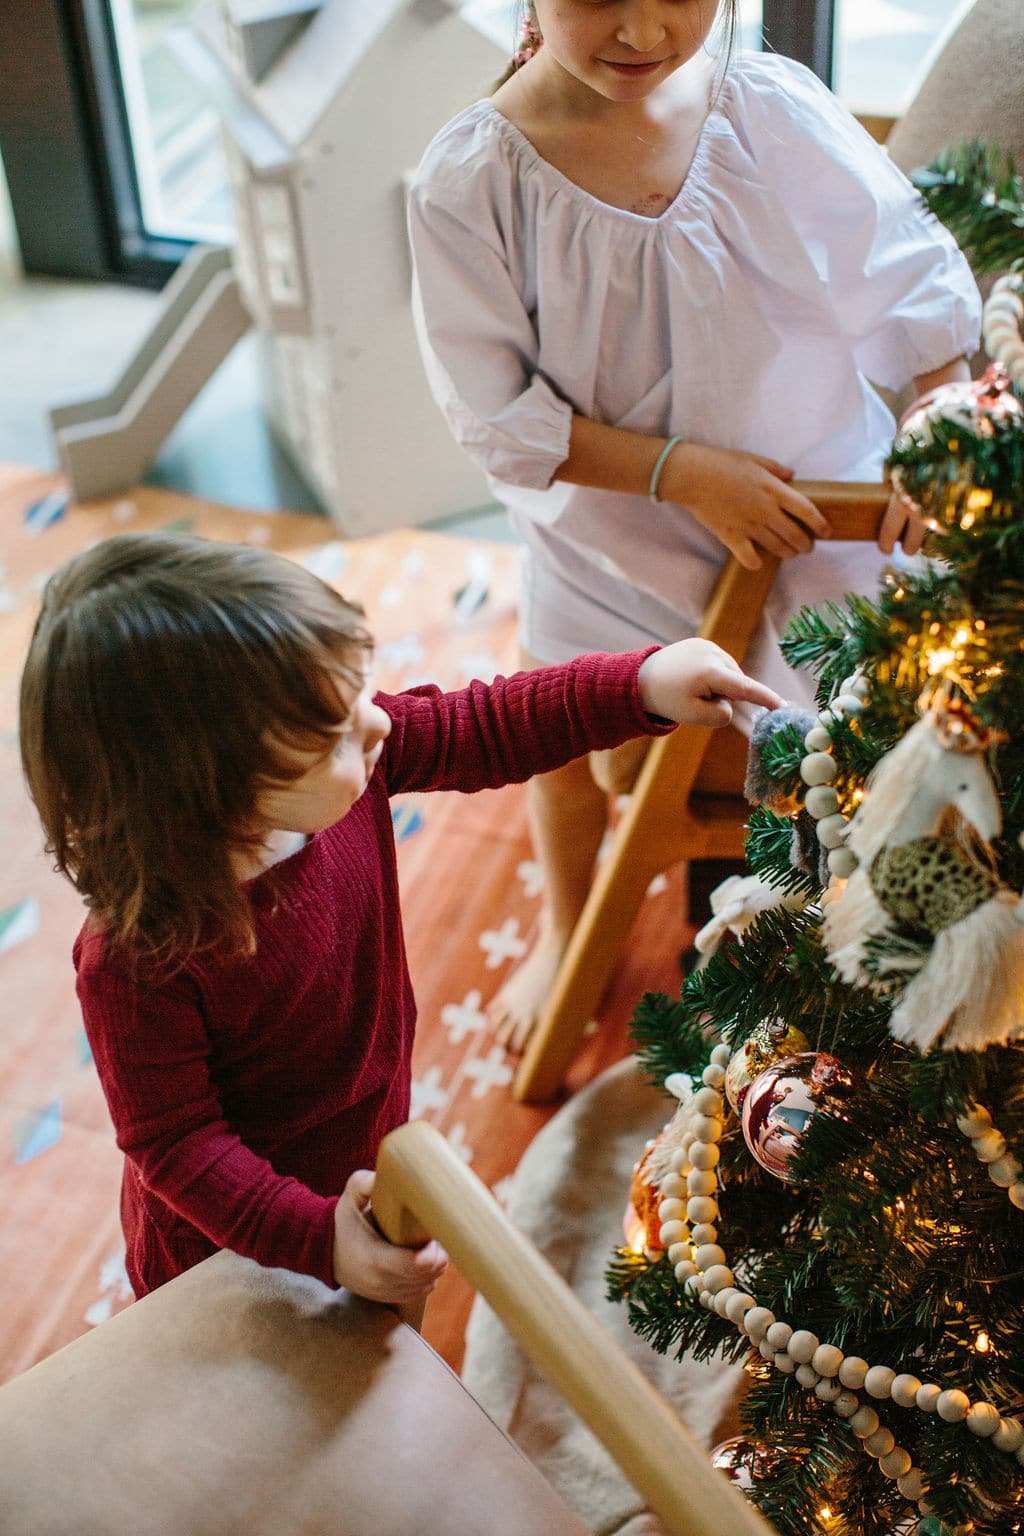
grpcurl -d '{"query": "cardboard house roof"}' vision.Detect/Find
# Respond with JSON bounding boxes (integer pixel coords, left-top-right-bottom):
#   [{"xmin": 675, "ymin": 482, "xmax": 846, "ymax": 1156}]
[{"xmin": 184, "ymin": 0, "xmax": 508, "ymax": 166}]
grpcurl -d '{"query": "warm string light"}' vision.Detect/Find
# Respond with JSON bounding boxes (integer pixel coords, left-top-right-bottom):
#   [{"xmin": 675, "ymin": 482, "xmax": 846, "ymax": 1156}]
[
  {"xmin": 914, "ymin": 613, "xmax": 992, "ymax": 693},
  {"xmin": 950, "ymin": 485, "xmax": 996, "ymax": 531},
  {"xmin": 974, "ymin": 1331, "xmax": 991, "ymax": 1354}
]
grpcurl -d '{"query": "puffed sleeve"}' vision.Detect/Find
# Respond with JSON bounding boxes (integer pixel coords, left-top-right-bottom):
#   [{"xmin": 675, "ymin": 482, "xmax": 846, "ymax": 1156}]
[
  {"xmin": 407, "ymin": 119, "xmax": 573, "ymax": 490},
  {"xmin": 744, "ymin": 56, "xmax": 981, "ymax": 390}
]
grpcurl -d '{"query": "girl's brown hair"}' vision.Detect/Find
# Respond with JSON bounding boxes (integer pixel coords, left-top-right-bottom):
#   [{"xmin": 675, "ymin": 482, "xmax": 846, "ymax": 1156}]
[
  {"xmin": 494, "ymin": 1, "xmax": 740, "ymax": 92},
  {"xmin": 19, "ymin": 533, "xmax": 372, "ymax": 970}
]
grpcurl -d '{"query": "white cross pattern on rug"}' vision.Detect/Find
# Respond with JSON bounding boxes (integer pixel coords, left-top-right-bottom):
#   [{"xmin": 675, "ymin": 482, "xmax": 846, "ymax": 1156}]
[
  {"xmin": 452, "ymin": 549, "xmax": 494, "ymax": 624},
  {"xmin": 84, "ymin": 1247, "xmax": 133, "ymax": 1327},
  {"xmin": 440, "ymin": 990, "xmax": 487, "ymax": 1046},
  {"xmin": 399, "ymin": 671, "xmax": 446, "ymax": 691},
  {"xmin": 301, "ymin": 542, "xmax": 349, "ymax": 582},
  {"xmin": 455, "ymin": 651, "xmax": 502, "ymax": 685},
  {"xmin": 479, "ymin": 917, "xmax": 528, "ymax": 970},
  {"xmin": 516, "ymin": 859, "xmax": 544, "ymax": 899},
  {"xmin": 378, "ymin": 633, "xmax": 426, "ymax": 671},
  {"xmin": 0, "ymin": 897, "xmax": 40, "ymax": 954},
  {"xmin": 490, "ymin": 1175, "xmax": 515, "ymax": 1209},
  {"xmin": 445, "ymin": 1122, "xmax": 474, "ymax": 1164},
  {"xmin": 463, "ymin": 1046, "xmax": 514, "ymax": 1100},
  {"xmin": 409, "ymin": 1065, "xmax": 452, "ymax": 1120}
]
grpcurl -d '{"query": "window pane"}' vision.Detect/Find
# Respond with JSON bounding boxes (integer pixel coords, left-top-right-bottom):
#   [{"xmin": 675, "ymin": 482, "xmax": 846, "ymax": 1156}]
[
  {"xmin": 735, "ymin": 0, "xmax": 764, "ymax": 53},
  {"xmin": 108, "ymin": 0, "xmax": 235, "ymax": 243},
  {"xmin": 833, "ymin": 0, "xmax": 975, "ymax": 115}
]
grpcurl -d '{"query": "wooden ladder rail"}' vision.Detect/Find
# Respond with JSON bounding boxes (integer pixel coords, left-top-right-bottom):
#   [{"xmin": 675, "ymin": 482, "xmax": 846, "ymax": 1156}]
[
  {"xmin": 373, "ymin": 1119, "xmax": 779, "ymax": 1536},
  {"xmin": 513, "ymin": 482, "xmax": 890, "ymax": 1103}
]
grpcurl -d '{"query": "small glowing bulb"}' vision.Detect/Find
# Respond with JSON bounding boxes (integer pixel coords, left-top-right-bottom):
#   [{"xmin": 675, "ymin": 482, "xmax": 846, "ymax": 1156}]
[
  {"xmin": 820, "ymin": 1507, "xmax": 833, "ymax": 1522},
  {"xmin": 974, "ymin": 1331, "xmax": 991, "ymax": 1353},
  {"xmin": 927, "ymin": 647, "xmax": 956, "ymax": 674},
  {"xmin": 894, "ymin": 585, "xmax": 905, "ymax": 599},
  {"xmin": 953, "ymin": 628, "xmax": 970, "ymax": 645}
]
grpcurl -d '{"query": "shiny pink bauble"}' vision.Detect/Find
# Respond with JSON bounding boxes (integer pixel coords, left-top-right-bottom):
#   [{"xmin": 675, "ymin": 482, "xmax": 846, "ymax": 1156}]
[
  {"xmin": 741, "ymin": 1052, "xmax": 856, "ymax": 1181},
  {"xmin": 724, "ymin": 1020, "xmax": 810, "ymax": 1111},
  {"xmin": 709, "ymin": 1436, "xmax": 783, "ymax": 1494}
]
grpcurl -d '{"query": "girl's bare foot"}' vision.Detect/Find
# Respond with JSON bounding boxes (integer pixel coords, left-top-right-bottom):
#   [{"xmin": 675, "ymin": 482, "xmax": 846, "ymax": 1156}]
[{"xmin": 487, "ymin": 921, "xmax": 567, "ymax": 1053}]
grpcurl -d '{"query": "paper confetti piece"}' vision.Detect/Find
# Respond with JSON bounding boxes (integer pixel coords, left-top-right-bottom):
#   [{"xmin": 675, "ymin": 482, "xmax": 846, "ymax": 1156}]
[
  {"xmin": 24, "ymin": 491, "xmax": 69, "ymax": 535},
  {"xmin": 0, "ymin": 897, "xmax": 40, "ymax": 953},
  {"xmin": 14, "ymin": 1100, "xmax": 63, "ymax": 1164},
  {"xmin": 391, "ymin": 804, "xmax": 423, "ymax": 842}
]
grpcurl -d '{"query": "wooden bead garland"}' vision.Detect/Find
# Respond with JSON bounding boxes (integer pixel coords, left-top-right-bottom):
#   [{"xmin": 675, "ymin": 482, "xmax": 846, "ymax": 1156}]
[
  {"xmin": 983, "ymin": 276, "xmax": 1024, "ymax": 390},
  {"xmin": 799, "ymin": 674, "xmax": 868, "ymax": 885},
  {"xmin": 649, "ymin": 1042, "xmax": 1024, "ymax": 1521},
  {"xmin": 956, "ymin": 1102, "xmax": 1024, "ymax": 1209}
]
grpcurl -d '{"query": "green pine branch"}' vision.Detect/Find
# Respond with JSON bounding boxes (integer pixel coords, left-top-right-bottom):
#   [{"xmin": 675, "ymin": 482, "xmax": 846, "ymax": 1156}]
[{"xmin": 912, "ymin": 140, "xmax": 1024, "ymax": 276}]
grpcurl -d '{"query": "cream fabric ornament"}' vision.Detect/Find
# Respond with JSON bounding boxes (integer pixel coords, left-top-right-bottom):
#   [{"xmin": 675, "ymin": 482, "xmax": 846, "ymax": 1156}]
[
  {"xmin": 694, "ymin": 871, "xmax": 808, "ymax": 956},
  {"xmin": 822, "ymin": 696, "xmax": 1024, "ymax": 1051}
]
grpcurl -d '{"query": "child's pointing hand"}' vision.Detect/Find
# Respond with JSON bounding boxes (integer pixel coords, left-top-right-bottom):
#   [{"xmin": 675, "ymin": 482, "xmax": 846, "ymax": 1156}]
[{"xmin": 638, "ymin": 639, "xmax": 783, "ymax": 729}]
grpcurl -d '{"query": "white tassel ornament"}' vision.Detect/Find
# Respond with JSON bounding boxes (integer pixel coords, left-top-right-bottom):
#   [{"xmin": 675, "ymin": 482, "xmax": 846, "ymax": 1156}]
[{"xmin": 823, "ymin": 695, "xmax": 1024, "ymax": 1051}]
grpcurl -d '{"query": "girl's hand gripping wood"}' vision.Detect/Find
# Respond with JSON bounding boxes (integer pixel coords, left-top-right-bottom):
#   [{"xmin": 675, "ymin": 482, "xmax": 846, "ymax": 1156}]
[
  {"xmin": 657, "ymin": 443, "xmax": 833, "ymax": 570},
  {"xmin": 333, "ymin": 1170, "xmax": 448, "ymax": 1304}
]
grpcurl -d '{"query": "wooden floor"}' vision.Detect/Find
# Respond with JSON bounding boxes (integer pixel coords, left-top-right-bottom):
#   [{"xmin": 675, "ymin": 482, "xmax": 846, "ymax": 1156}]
[{"xmin": 0, "ymin": 465, "xmax": 691, "ymax": 1379}]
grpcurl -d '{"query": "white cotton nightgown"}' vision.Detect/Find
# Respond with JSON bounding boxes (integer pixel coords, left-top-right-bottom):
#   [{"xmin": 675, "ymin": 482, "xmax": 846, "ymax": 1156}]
[{"xmin": 408, "ymin": 52, "xmax": 981, "ymax": 702}]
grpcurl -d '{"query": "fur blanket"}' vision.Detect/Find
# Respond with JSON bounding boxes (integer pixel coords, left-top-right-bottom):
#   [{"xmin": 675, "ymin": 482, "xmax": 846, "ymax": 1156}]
[{"xmin": 461, "ymin": 1058, "xmax": 744, "ymax": 1535}]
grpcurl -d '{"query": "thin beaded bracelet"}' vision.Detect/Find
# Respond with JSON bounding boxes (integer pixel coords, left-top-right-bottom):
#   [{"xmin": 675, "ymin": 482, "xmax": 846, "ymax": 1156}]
[{"xmin": 649, "ymin": 435, "xmax": 686, "ymax": 503}]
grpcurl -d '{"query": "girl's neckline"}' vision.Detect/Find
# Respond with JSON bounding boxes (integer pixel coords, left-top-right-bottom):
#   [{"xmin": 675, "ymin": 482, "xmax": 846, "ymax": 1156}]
[{"xmin": 481, "ymin": 63, "xmax": 735, "ymax": 227}]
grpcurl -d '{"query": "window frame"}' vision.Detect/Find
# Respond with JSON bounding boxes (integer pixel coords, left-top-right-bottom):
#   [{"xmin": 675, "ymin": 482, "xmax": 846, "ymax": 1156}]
[
  {"xmin": 0, "ymin": 0, "xmax": 189, "ymax": 286},
  {"xmin": 760, "ymin": 0, "xmax": 836, "ymax": 82}
]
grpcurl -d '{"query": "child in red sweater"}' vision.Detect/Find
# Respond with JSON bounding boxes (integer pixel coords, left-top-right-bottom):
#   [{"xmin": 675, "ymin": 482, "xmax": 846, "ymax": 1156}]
[{"xmin": 19, "ymin": 532, "xmax": 780, "ymax": 1305}]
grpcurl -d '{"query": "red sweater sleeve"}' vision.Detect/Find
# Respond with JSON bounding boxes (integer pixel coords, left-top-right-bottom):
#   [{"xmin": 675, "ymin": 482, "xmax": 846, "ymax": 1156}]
[
  {"xmin": 379, "ymin": 648, "xmax": 672, "ymax": 795},
  {"xmin": 78, "ymin": 967, "xmax": 338, "ymax": 1286}
]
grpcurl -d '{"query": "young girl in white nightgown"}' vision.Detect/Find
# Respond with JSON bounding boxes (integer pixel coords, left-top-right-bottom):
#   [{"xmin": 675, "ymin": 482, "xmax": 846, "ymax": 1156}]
[{"xmin": 407, "ymin": 0, "xmax": 981, "ymax": 1048}]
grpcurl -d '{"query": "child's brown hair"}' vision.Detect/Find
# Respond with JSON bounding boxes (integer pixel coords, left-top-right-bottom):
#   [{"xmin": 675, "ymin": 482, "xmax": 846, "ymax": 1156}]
[{"xmin": 19, "ymin": 533, "xmax": 372, "ymax": 969}]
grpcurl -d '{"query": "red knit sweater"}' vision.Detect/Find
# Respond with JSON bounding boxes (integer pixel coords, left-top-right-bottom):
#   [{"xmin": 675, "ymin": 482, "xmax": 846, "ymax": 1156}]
[{"xmin": 75, "ymin": 651, "xmax": 670, "ymax": 1296}]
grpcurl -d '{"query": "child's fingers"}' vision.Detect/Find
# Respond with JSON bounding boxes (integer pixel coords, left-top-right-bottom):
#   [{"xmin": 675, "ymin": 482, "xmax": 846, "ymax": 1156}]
[
  {"xmin": 726, "ymin": 536, "xmax": 762, "ymax": 571},
  {"xmin": 713, "ymin": 671, "xmax": 784, "ymax": 711},
  {"xmin": 776, "ymin": 483, "xmax": 832, "ymax": 538},
  {"xmin": 688, "ymin": 697, "xmax": 734, "ymax": 727},
  {"xmin": 378, "ymin": 1238, "xmax": 448, "ymax": 1298},
  {"xmin": 753, "ymin": 514, "xmax": 813, "ymax": 559},
  {"xmin": 752, "ymin": 456, "xmax": 795, "ymax": 481},
  {"xmin": 879, "ymin": 492, "xmax": 926, "ymax": 556},
  {"xmin": 345, "ymin": 1169, "xmax": 375, "ymax": 1207},
  {"xmin": 412, "ymin": 1240, "xmax": 449, "ymax": 1277},
  {"xmin": 877, "ymin": 494, "xmax": 901, "ymax": 554}
]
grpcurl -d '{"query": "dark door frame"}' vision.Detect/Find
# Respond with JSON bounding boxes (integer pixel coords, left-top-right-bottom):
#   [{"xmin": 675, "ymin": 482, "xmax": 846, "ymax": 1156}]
[{"xmin": 0, "ymin": 0, "xmax": 188, "ymax": 285}]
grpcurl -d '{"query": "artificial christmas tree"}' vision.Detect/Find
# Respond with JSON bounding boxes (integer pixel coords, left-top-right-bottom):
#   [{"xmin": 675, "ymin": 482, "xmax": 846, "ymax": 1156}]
[{"xmin": 610, "ymin": 148, "xmax": 1024, "ymax": 1536}]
